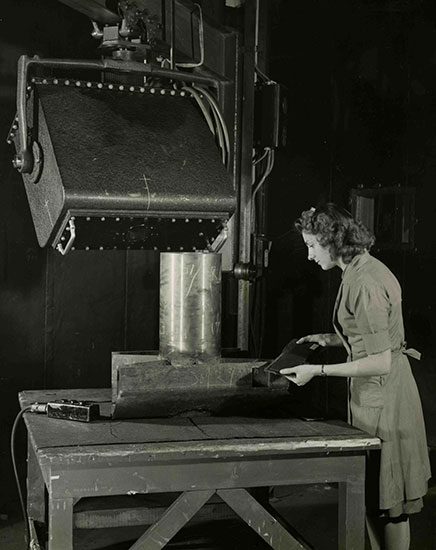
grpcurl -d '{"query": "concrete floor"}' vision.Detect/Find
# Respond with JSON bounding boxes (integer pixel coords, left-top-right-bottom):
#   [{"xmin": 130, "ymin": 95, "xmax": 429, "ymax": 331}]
[{"xmin": 1, "ymin": 479, "xmax": 435, "ymax": 550}]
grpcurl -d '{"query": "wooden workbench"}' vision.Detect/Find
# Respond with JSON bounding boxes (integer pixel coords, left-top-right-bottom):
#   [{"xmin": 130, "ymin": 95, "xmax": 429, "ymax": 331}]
[{"xmin": 19, "ymin": 388, "xmax": 380, "ymax": 550}]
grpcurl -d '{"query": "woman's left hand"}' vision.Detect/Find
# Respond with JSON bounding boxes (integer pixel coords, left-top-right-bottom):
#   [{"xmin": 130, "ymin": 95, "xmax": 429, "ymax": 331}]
[{"xmin": 280, "ymin": 364, "xmax": 318, "ymax": 386}]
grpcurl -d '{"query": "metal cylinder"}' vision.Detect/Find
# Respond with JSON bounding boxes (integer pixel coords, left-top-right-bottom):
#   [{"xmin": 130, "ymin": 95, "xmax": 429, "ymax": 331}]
[{"xmin": 159, "ymin": 252, "xmax": 222, "ymax": 365}]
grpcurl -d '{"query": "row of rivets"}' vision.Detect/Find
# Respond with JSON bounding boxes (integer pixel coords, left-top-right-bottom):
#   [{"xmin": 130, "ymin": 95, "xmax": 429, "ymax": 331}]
[
  {"xmin": 6, "ymin": 115, "xmax": 19, "ymax": 144},
  {"xmin": 80, "ymin": 217, "xmax": 216, "ymax": 223},
  {"xmin": 72, "ymin": 245, "xmax": 203, "ymax": 251},
  {"xmin": 29, "ymin": 77, "xmax": 195, "ymax": 97}
]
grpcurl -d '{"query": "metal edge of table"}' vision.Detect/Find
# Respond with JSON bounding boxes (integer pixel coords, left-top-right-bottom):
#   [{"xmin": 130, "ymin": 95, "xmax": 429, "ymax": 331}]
[{"xmin": 30, "ymin": 435, "xmax": 380, "ymax": 462}]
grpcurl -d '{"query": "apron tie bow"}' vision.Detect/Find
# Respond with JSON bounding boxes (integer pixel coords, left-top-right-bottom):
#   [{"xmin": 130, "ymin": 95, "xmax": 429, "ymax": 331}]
[{"xmin": 400, "ymin": 342, "xmax": 421, "ymax": 361}]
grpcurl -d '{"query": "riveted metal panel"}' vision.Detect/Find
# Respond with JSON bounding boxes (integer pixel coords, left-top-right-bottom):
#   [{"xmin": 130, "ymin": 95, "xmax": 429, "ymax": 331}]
[{"xmin": 21, "ymin": 82, "xmax": 236, "ymax": 250}]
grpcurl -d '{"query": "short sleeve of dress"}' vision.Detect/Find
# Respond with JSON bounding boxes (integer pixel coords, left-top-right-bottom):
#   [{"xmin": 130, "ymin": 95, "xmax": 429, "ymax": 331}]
[{"xmin": 351, "ymin": 282, "xmax": 391, "ymax": 355}]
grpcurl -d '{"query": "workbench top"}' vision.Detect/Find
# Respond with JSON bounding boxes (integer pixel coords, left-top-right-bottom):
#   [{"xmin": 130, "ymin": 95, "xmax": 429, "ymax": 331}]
[{"xmin": 19, "ymin": 388, "xmax": 380, "ymax": 462}]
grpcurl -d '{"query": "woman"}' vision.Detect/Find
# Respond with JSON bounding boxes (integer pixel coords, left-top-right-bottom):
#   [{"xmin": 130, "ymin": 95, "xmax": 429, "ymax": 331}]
[{"xmin": 280, "ymin": 203, "xmax": 431, "ymax": 550}]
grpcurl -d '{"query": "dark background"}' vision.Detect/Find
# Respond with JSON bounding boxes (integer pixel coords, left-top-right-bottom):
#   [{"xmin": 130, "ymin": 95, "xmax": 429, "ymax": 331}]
[{"xmin": 1, "ymin": 0, "xmax": 436, "ymax": 514}]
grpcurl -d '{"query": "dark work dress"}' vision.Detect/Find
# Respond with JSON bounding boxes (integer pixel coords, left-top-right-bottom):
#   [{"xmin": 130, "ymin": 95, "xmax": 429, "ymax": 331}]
[{"xmin": 333, "ymin": 252, "xmax": 431, "ymax": 516}]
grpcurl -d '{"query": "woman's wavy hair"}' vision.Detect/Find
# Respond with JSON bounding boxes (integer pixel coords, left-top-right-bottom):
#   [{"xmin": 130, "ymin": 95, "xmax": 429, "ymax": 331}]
[{"xmin": 294, "ymin": 203, "xmax": 375, "ymax": 264}]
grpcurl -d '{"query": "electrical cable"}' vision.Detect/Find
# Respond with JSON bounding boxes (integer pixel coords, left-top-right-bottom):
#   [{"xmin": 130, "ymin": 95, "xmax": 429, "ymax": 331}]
[
  {"xmin": 11, "ymin": 406, "xmax": 32, "ymax": 550},
  {"xmin": 197, "ymin": 85, "xmax": 230, "ymax": 161},
  {"xmin": 252, "ymin": 148, "xmax": 274, "ymax": 197},
  {"xmin": 255, "ymin": 65, "xmax": 276, "ymax": 84},
  {"xmin": 182, "ymin": 86, "xmax": 215, "ymax": 134},
  {"xmin": 186, "ymin": 84, "xmax": 228, "ymax": 166},
  {"xmin": 182, "ymin": 85, "xmax": 226, "ymax": 164},
  {"xmin": 192, "ymin": 84, "xmax": 230, "ymax": 167},
  {"xmin": 147, "ymin": 7, "xmax": 227, "ymax": 167},
  {"xmin": 176, "ymin": 3, "xmax": 204, "ymax": 69},
  {"xmin": 267, "ymin": 227, "xmax": 295, "ymax": 242},
  {"xmin": 192, "ymin": 86, "xmax": 228, "ymax": 165},
  {"xmin": 253, "ymin": 147, "xmax": 269, "ymax": 166},
  {"xmin": 192, "ymin": 87, "xmax": 226, "ymax": 163},
  {"xmin": 135, "ymin": 26, "xmax": 228, "ymax": 167},
  {"xmin": 251, "ymin": 148, "xmax": 275, "ymax": 231},
  {"xmin": 205, "ymin": 97, "xmax": 226, "ymax": 164},
  {"xmin": 158, "ymin": 77, "xmax": 228, "ymax": 166}
]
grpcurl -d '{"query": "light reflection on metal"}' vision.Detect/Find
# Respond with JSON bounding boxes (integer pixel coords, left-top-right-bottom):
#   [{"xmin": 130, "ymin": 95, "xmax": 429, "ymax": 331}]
[{"xmin": 159, "ymin": 252, "xmax": 221, "ymax": 366}]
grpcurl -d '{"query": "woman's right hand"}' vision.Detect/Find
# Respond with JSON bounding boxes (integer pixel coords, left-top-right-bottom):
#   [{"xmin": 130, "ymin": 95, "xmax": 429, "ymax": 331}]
[{"xmin": 296, "ymin": 333, "xmax": 341, "ymax": 347}]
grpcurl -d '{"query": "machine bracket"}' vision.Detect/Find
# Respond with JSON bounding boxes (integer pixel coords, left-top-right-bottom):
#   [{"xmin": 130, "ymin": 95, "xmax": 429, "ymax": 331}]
[{"xmin": 56, "ymin": 219, "xmax": 76, "ymax": 255}]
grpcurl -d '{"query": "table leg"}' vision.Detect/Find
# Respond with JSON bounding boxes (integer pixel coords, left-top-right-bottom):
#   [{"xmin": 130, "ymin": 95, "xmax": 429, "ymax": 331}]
[
  {"xmin": 27, "ymin": 436, "xmax": 45, "ymax": 522},
  {"xmin": 338, "ymin": 480, "xmax": 365, "ymax": 550},
  {"xmin": 48, "ymin": 497, "xmax": 74, "ymax": 550}
]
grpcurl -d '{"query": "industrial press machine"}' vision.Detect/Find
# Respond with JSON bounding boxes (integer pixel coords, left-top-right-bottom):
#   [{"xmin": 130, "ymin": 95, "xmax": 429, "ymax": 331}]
[
  {"xmin": 7, "ymin": 0, "xmax": 290, "ymax": 418},
  {"xmin": 6, "ymin": 7, "xmax": 384, "ymax": 549}
]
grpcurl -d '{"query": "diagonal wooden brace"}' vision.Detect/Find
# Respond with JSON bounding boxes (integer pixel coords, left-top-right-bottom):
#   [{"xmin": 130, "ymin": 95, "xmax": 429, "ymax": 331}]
[
  {"xmin": 127, "ymin": 489, "xmax": 215, "ymax": 550},
  {"xmin": 217, "ymin": 488, "xmax": 312, "ymax": 550}
]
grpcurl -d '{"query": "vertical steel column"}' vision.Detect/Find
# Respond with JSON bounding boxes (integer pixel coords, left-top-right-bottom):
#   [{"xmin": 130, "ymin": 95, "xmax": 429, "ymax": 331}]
[
  {"xmin": 251, "ymin": 0, "xmax": 270, "ymax": 356},
  {"xmin": 236, "ymin": 0, "xmax": 261, "ymax": 351},
  {"xmin": 253, "ymin": 0, "xmax": 269, "ymax": 238}
]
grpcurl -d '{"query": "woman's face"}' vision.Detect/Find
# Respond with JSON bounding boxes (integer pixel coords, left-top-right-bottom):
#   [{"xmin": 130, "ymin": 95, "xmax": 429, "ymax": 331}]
[{"xmin": 302, "ymin": 231, "xmax": 337, "ymax": 271}]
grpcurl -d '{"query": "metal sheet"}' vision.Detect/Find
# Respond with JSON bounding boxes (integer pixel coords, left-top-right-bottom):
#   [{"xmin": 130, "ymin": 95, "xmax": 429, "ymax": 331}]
[{"xmin": 111, "ymin": 355, "xmax": 292, "ymax": 419}]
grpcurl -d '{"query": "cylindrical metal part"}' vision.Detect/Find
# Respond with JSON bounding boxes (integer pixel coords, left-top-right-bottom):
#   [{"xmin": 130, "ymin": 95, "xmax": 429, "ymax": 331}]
[{"xmin": 159, "ymin": 252, "xmax": 221, "ymax": 365}]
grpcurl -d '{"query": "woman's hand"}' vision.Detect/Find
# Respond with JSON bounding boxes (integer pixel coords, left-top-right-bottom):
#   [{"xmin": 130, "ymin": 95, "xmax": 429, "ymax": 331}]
[
  {"xmin": 280, "ymin": 364, "xmax": 319, "ymax": 386},
  {"xmin": 297, "ymin": 333, "xmax": 341, "ymax": 347}
]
